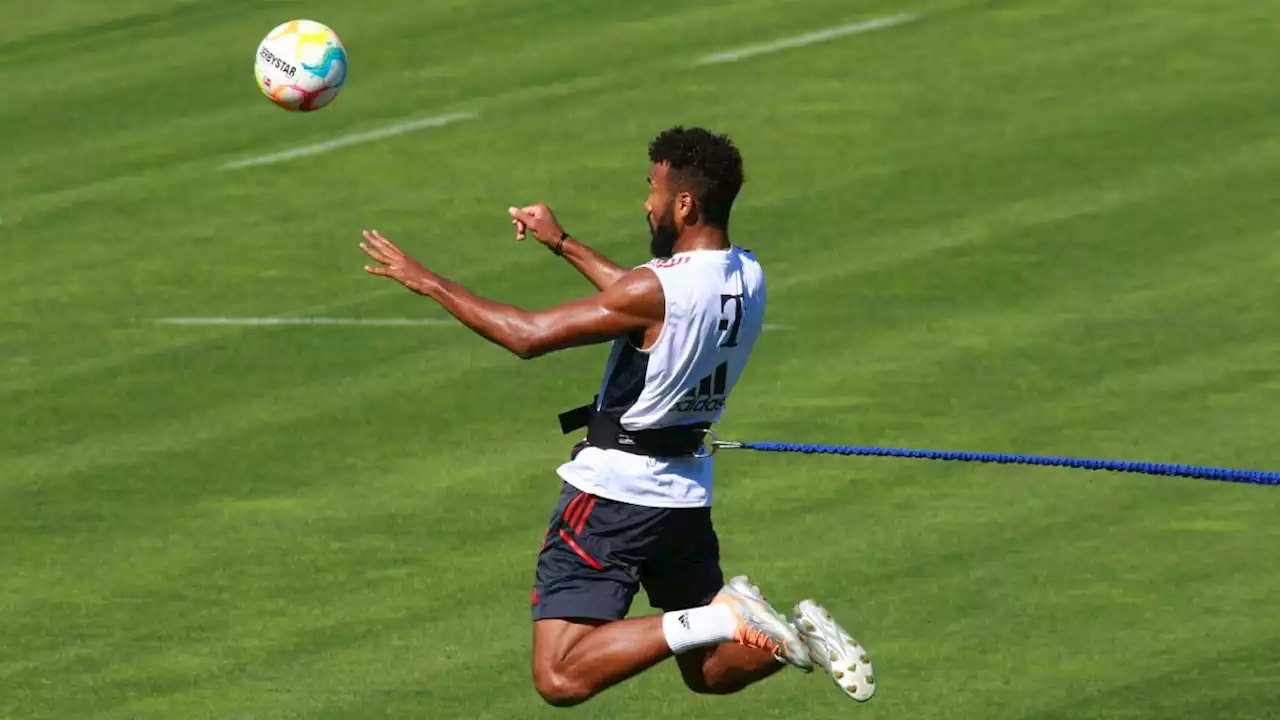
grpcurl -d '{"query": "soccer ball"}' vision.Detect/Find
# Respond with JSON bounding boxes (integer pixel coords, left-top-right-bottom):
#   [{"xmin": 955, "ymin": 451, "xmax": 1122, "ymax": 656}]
[{"xmin": 255, "ymin": 20, "xmax": 347, "ymax": 112}]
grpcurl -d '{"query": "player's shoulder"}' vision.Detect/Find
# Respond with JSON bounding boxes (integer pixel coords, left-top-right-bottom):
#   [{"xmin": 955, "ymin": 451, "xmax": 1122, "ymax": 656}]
[
  {"xmin": 601, "ymin": 266, "xmax": 665, "ymax": 317},
  {"xmin": 735, "ymin": 246, "xmax": 761, "ymax": 268},
  {"xmin": 612, "ymin": 265, "xmax": 664, "ymax": 292}
]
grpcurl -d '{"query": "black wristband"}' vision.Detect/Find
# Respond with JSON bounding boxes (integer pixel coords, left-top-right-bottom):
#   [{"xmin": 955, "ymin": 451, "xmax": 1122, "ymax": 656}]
[{"xmin": 552, "ymin": 231, "xmax": 569, "ymax": 256}]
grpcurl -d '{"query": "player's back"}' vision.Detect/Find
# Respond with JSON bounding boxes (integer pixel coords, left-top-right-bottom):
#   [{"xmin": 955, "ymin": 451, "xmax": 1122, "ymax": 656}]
[
  {"xmin": 558, "ymin": 247, "xmax": 766, "ymax": 508},
  {"xmin": 619, "ymin": 247, "xmax": 765, "ymax": 430}
]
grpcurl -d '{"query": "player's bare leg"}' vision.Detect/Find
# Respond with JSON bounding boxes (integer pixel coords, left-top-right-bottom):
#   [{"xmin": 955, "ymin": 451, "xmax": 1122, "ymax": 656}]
[
  {"xmin": 671, "ymin": 576, "xmax": 811, "ymax": 694},
  {"xmin": 532, "ymin": 617, "xmax": 672, "ymax": 707},
  {"xmin": 531, "ymin": 576, "xmax": 811, "ymax": 706},
  {"xmin": 676, "ymin": 642, "xmax": 784, "ymax": 694}
]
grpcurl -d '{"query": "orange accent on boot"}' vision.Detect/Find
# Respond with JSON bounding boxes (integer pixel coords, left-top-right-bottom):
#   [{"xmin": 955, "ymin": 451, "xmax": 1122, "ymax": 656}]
[{"xmin": 713, "ymin": 596, "xmax": 785, "ymax": 658}]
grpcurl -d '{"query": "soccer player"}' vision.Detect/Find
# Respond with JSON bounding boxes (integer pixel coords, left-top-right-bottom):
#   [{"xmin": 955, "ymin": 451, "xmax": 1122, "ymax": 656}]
[{"xmin": 359, "ymin": 127, "xmax": 874, "ymax": 706}]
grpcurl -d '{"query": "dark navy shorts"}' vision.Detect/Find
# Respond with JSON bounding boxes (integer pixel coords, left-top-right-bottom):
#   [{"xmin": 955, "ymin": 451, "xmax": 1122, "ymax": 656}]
[{"xmin": 531, "ymin": 482, "xmax": 724, "ymax": 621}]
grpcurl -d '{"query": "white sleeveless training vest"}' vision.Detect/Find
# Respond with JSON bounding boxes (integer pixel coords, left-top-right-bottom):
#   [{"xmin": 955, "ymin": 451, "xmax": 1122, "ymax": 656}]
[{"xmin": 557, "ymin": 247, "xmax": 766, "ymax": 508}]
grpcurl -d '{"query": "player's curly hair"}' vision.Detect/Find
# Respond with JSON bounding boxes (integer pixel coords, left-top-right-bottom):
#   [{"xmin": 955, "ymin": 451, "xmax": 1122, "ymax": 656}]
[{"xmin": 648, "ymin": 127, "xmax": 744, "ymax": 229}]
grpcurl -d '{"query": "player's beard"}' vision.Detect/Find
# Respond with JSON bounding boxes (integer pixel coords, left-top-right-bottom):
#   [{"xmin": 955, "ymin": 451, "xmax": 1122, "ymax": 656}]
[{"xmin": 648, "ymin": 203, "xmax": 679, "ymax": 259}]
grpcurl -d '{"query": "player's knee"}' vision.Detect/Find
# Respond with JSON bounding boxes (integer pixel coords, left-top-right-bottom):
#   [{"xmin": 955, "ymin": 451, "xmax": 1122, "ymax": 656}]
[{"xmin": 532, "ymin": 666, "xmax": 592, "ymax": 707}]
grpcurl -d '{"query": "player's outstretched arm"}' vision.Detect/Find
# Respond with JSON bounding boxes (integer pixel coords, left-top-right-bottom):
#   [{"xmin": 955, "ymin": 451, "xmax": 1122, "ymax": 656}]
[
  {"xmin": 360, "ymin": 230, "xmax": 662, "ymax": 359},
  {"xmin": 508, "ymin": 205, "xmax": 629, "ymax": 290}
]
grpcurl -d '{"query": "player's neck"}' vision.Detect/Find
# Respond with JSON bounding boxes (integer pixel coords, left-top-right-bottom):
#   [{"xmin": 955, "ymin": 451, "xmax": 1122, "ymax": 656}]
[{"xmin": 673, "ymin": 225, "xmax": 731, "ymax": 254}]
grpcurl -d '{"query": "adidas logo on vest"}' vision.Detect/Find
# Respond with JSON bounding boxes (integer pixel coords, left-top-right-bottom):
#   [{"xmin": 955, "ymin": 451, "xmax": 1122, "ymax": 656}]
[{"xmin": 673, "ymin": 362, "xmax": 728, "ymax": 414}]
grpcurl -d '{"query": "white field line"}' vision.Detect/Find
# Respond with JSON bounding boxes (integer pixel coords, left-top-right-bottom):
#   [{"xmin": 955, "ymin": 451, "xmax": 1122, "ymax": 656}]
[
  {"xmin": 156, "ymin": 317, "xmax": 457, "ymax": 327},
  {"xmin": 697, "ymin": 14, "xmax": 921, "ymax": 65},
  {"xmin": 220, "ymin": 111, "xmax": 479, "ymax": 170}
]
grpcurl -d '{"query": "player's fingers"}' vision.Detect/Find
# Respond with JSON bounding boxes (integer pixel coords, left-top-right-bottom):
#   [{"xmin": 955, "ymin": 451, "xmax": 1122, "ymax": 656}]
[
  {"xmin": 359, "ymin": 242, "xmax": 392, "ymax": 264},
  {"xmin": 370, "ymin": 230, "xmax": 397, "ymax": 251},
  {"xmin": 364, "ymin": 230, "xmax": 400, "ymax": 255},
  {"xmin": 508, "ymin": 207, "xmax": 534, "ymax": 226},
  {"xmin": 509, "ymin": 208, "xmax": 535, "ymax": 240},
  {"xmin": 364, "ymin": 265, "xmax": 392, "ymax": 277}
]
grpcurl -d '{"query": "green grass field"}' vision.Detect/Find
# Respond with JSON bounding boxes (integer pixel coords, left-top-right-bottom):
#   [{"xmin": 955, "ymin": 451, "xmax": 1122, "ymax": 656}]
[{"xmin": 4, "ymin": 0, "xmax": 1280, "ymax": 717}]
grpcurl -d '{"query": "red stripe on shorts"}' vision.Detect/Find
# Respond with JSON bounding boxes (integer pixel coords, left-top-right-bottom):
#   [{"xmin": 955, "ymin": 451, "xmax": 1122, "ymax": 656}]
[
  {"xmin": 574, "ymin": 497, "xmax": 597, "ymax": 534},
  {"xmin": 564, "ymin": 492, "xmax": 586, "ymax": 527},
  {"xmin": 558, "ymin": 529, "xmax": 604, "ymax": 571},
  {"xmin": 566, "ymin": 492, "xmax": 592, "ymax": 528}
]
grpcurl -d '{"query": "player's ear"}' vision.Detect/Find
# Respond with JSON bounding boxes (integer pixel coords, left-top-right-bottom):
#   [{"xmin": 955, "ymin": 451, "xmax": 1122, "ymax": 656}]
[{"xmin": 675, "ymin": 190, "xmax": 699, "ymax": 225}]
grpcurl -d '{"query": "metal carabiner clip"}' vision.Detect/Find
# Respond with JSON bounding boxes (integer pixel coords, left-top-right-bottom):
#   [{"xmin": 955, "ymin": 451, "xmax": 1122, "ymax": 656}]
[
  {"xmin": 693, "ymin": 428, "xmax": 719, "ymax": 458},
  {"xmin": 693, "ymin": 428, "xmax": 744, "ymax": 458}
]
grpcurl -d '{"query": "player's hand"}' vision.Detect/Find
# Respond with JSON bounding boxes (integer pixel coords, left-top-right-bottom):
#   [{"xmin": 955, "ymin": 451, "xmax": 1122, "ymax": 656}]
[
  {"xmin": 360, "ymin": 230, "xmax": 437, "ymax": 295},
  {"xmin": 508, "ymin": 204, "xmax": 565, "ymax": 248}
]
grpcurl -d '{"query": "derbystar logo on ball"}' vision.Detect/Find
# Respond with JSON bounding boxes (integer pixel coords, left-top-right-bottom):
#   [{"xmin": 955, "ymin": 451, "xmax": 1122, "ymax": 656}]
[{"xmin": 255, "ymin": 19, "xmax": 347, "ymax": 112}]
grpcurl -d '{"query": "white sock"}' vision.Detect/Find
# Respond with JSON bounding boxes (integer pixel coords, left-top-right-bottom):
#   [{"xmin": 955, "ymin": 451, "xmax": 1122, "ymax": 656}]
[{"xmin": 661, "ymin": 603, "xmax": 738, "ymax": 654}]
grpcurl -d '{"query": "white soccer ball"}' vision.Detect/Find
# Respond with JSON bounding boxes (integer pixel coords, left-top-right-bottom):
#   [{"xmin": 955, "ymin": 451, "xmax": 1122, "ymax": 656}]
[{"xmin": 255, "ymin": 20, "xmax": 347, "ymax": 112}]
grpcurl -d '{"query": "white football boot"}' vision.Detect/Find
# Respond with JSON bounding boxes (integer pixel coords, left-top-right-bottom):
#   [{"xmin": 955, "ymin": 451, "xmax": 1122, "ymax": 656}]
[
  {"xmin": 792, "ymin": 599, "xmax": 876, "ymax": 701},
  {"xmin": 714, "ymin": 576, "xmax": 814, "ymax": 671}
]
